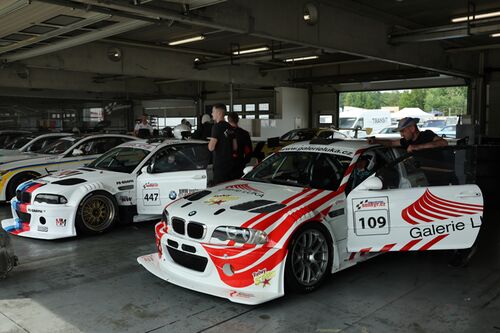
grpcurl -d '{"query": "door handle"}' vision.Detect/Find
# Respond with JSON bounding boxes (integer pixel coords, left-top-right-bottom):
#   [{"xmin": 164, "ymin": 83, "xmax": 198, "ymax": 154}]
[
  {"xmin": 456, "ymin": 192, "xmax": 481, "ymax": 198},
  {"xmin": 192, "ymin": 174, "xmax": 207, "ymax": 179}
]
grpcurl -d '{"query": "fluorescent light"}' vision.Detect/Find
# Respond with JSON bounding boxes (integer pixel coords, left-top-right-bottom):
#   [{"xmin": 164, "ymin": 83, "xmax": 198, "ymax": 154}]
[
  {"xmin": 452, "ymin": 10, "xmax": 500, "ymax": 23},
  {"xmin": 168, "ymin": 35, "xmax": 205, "ymax": 46},
  {"xmin": 232, "ymin": 46, "xmax": 269, "ymax": 55},
  {"xmin": 284, "ymin": 55, "xmax": 319, "ymax": 62},
  {"xmin": 492, "ymin": 32, "xmax": 500, "ymax": 37}
]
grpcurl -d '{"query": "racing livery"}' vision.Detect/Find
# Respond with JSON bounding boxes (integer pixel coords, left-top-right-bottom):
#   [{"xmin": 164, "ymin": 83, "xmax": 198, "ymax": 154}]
[
  {"xmin": 1, "ymin": 140, "xmax": 211, "ymax": 239},
  {"xmin": 138, "ymin": 140, "xmax": 483, "ymax": 305},
  {"xmin": 0, "ymin": 134, "xmax": 136, "ymax": 202}
]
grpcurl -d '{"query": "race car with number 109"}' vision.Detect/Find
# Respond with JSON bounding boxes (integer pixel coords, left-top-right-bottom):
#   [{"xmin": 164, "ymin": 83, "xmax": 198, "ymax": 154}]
[
  {"xmin": 1, "ymin": 140, "xmax": 211, "ymax": 239},
  {"xmin": 138, "ymin": 139, "xmax": 484, "ymax": 305}
]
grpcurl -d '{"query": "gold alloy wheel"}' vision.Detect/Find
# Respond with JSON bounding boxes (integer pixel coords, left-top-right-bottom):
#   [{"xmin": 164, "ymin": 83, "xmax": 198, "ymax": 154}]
[{"xmin": 81, "ymin": 194, "xmax": 116, "ymax": 232}]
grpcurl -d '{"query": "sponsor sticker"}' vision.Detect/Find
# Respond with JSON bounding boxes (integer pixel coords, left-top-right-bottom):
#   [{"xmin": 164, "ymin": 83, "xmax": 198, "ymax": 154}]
[
  {"xmin": 143, "ymin": 182, "xmax": 158, "ymax": 189},
  {"xmin": 281, "ymin": 145, "xmax": 354, "ymax": 156},
  {"xmin": 55, "ymin": 218, "xmax": 67, "ymax": 227},
  {"xmin": 116, "ymin": 179, "xmax": 134, "ymax": 185},
  {"xmin": 205, "ymin": 194, "xmax": 239, "ymax": 205},
  {"xmin": 253, "ymin": 268, "xmax": 276, "ymax": 287},
  {"xmin": 229, "ymin": 291, "xmax": 254, "ymax": 299},
  {"xmin": 225, "ymin": 184, "xmax": 264, "ymax": 197},
  {"xmin": 169, "ymin": 191, "xmax": 177, "ymax": 200},
  {"xmin": 37, "ymin": 225, "xmax": 48, "ymax": 232}
]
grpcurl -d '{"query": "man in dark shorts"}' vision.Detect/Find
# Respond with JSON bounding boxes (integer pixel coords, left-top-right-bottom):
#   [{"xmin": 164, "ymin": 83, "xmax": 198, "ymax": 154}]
[
  {"xmin": 367, "ymin": 117, "xmax": 447, "ymax": 151},
  {"xmin": 227, "ymin": 112, "xmax": 253, "ymax": 179},
  {"xmin": 208, "ymin": 104, "xmax": 236, "ymax": 185}
]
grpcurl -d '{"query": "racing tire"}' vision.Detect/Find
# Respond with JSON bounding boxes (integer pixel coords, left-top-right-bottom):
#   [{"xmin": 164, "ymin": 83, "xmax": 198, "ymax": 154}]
[
  {"xmin": 284, "ymin": 224, "xmax": 333, "ymax": 293},
  {"xmin": 76, "ymin": 191, "xmax": 118, "ymax": 235},
  {"xmin": 6, "ymin": 172, "xmax": 40, "ymax": 201}
]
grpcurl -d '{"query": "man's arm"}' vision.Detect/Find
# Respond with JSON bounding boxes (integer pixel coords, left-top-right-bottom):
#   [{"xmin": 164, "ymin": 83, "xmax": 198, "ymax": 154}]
[
  {"xmin": 208, "ymin": 137, "xmax": 217, "ymax": 151},
  {"xmin": 408, "ymin": 136, "xmax": 448, "ymax": 152},
  {"xmin": 367, "ymin": 137, "xmax": 401, "ymax": 147}
]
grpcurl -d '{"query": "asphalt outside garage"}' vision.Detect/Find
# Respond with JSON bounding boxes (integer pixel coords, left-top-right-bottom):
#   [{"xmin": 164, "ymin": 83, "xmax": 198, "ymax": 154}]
[{"xmin": 0, "ymin": 204, "xmax": 499, "ymax": 333}]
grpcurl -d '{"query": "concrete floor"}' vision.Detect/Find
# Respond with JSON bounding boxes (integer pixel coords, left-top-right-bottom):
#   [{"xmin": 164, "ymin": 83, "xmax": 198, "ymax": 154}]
[{"xmin": 0, "ymin": 205, "xmax": 499, "ymax": 333}]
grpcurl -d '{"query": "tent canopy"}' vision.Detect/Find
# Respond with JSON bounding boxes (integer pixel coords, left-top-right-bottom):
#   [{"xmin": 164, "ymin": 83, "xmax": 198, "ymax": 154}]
[{"xmin": 391, "ymin": 108, "xmax": 433, "ymax": 120}]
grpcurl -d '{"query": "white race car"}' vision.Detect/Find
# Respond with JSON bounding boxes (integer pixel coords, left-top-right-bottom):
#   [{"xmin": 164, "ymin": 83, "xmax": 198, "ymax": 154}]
[
  {"xmin": 0, "ymin": 132, "xmax": 72, "ymax": 163},
  {"xmin": 138, "ymin": 140, "xmax": 484, "ymax": 305},
  {"xmin": 0, "ymin": 134, "xmax": 136, "ymax": 202},
  {"xmin": 1, "ymin": 139, "xmax": 211, "ymax": 239}
]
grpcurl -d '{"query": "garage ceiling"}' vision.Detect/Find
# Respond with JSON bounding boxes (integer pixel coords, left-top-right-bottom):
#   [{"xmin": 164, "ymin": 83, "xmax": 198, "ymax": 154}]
[{"xmin": 0, "ymin": 0, "xmax": 499, "ymax": 99}]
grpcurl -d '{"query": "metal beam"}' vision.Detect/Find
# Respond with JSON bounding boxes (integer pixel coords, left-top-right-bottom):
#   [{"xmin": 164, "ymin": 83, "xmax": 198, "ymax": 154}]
[{"xmin": 1, "ymin": 20, "xmax": 152, "ymax": 63}]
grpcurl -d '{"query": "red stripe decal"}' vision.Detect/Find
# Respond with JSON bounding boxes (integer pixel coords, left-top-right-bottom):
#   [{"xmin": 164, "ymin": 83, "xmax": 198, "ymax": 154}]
[{"xmin": 418, "ymin": 234, "xmax": 449, "ymax": 251}]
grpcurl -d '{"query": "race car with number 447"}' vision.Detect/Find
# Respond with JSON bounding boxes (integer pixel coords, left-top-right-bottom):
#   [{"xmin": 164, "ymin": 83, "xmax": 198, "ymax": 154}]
[
  {"xmin": 1, "ymin": 139, "xmax": 211, "ymax": 239},
  {"xmin": 138, "ymin": 139, "xmax": 484, "ymax": 305}
]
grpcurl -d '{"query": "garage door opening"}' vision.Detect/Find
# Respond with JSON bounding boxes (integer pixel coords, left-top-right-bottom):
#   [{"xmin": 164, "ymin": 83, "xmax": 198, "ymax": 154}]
[{"xmin": 321, "ymin": 86, "xmax": 468, "ymax": 138}]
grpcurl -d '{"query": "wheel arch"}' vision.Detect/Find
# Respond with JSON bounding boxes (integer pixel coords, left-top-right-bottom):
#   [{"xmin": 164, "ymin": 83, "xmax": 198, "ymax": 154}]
[{"xmin": 5, "ymin": 170, "xmax": 42, "ymax": 199}]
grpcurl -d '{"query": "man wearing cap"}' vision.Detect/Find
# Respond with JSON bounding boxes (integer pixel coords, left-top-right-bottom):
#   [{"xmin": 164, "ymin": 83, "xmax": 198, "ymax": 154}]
[{"xmin": 367, "ymin": 117, "xmax": 447, "ymax": 152}]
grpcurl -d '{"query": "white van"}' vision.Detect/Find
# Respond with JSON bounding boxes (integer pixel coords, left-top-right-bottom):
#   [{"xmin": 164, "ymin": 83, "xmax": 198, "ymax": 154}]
[{"xmin": 339, "ymin": 107, "xmax": 392, "ymax": 138}]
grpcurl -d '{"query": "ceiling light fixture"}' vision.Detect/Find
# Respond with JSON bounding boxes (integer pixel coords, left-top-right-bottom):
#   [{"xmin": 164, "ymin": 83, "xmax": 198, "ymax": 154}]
[
  {"xmin": 232, "ymin": 46, "xmax": 269, "ymax": 55},
  {"xmin": 303, "ymin": 3, "xmax": 318, "ymax": 25},
  {"xmin": 451, "ymin": 10, "xmax": 500, "ymax": 23},
  {"xmin": 284, "ymin": 55, "xmax": 319, "ymax": 62},
  {"xmin": 491, "ymin": 32, "xmax": 500, "ymax": 37},
  {"xmin": 168, "ymin": 35, "xmax": 205, "ymax": 46}
]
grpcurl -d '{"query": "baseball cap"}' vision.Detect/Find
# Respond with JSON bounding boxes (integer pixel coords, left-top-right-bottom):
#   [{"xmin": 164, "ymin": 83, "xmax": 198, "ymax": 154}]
[{"xmin": 396, "ymin": 117, "xmax": 419, "ymax": 131}]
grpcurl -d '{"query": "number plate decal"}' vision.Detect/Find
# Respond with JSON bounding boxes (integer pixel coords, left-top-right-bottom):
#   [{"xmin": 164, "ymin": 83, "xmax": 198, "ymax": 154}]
[
  {"xmin": 352, "ymin": 197, "xmax": 390, "ymax": 236},
  {"xmin": 143, "ymin": 189, "xmax": 160, "ymax": 206}
]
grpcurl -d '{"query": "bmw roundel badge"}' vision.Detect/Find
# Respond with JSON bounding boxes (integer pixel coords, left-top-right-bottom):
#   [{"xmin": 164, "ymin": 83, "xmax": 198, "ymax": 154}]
[
  {"xmin": 169, "ymin": 191, "xmax": 177, "ymax": 200},
  {"xmin": 188, "ymin": 211, "xmax": 197, "ymax": 216}
]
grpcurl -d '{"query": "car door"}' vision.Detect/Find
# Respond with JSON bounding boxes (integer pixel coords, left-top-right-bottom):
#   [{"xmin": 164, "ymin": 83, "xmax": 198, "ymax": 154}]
[
  {"xmin": 136, "ymin": 143, "xmax": 210, "ymax": 215},
  {"xmin": 347, "ymin": 146, "xmax": 483, "ymax": 252}
]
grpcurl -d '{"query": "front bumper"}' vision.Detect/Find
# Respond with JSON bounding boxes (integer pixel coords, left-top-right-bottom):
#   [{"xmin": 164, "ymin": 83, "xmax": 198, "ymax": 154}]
[
  {"xmin": 1, "ymin": 199, "xmax": 77, "ymax": 240},
  {"xmin": 138, "ymin": 226, "xmax": 287, "ymax": 305}
]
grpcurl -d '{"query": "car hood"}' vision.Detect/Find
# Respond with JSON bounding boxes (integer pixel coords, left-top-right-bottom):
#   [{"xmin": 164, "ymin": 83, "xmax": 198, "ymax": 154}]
[
  {"xmin": 167, "ymin": 180, "xmax": 330, "ymax": 230},
  {"xmin": 23, "ymin": 168, "xmax": 131, "ymax": 198}
]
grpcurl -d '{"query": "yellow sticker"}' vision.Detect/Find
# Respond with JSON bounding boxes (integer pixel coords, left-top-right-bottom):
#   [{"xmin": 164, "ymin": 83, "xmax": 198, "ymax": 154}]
[
  {"xmin": 253, "ymin": 268, "xmax": 276, "ymax": 287},
  {"xmin": 204, "ymin": 194, "xmax": 239, "ymax": 205}
]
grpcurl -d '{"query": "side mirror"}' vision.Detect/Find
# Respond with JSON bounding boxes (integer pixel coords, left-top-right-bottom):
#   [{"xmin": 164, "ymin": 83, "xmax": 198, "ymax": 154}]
[
  {"xmin": 243, "ymin": 166, "xmax": 254, "ymax": 175},
  {"xmin": 141, "ymin": 165, "xmax": 151, "ymax": 174},
  {"xmin": 72, "ymin": 148, "xmax": 83, "ymax": 156},
  {"xmin": 358, "ymin": 176, "xmax": 383, "ymax": 190}
]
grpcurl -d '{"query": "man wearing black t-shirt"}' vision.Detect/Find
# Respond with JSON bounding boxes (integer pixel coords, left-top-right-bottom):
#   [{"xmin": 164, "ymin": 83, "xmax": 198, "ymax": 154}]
[
  {"xmin": 367, "ymin": 117, "xmax": 447, "ymax": 152},
  {"xmin": 227, "ymin": 112, "xmax": 253, "ymax": 179},
  {"xmin": 208, "ymin": 103, "xmax": 236, "ymax": 185}
]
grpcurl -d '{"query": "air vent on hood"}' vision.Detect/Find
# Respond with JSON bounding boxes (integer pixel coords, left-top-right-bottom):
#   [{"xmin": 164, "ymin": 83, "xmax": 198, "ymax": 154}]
[
  {"xmin": 185, "ymin": 190, "xmax": 211, "ymax": 201},
  {"xmin": 52, "ymin": 178, "xmax": 87, "ymax": 185},
  {"xmin": 230, "ymin": 200, "xmax": 275, "ymax": 211},
  {"xmin": 249, "ymin": 203, "xmax": 286, "ymax": 213}
]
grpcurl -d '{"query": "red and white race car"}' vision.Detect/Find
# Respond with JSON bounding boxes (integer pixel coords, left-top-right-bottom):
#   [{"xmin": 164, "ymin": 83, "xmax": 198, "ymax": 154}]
[{"xmin": 138, "ymin": 139, "xmax": 484, "ymax": 305}]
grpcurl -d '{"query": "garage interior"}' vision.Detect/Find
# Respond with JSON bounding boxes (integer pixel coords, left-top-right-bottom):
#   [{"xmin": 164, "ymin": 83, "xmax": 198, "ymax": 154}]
[{"xmin": 1, "ymin": 0, "xmax": 500, "ymax": 332}]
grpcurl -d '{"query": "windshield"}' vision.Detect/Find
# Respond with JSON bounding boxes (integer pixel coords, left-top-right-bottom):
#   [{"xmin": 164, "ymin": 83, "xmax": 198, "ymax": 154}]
[
  {"xmin": 339, "ymin": 117, "xmax": 357, "ymax": 128},
  {"xmin": 243, "ymin": 151, "xmax": 350, "ymax": 190},
  {"xmin": 3, "ymin": 136, "xmax": 33, "ymax": 150},
  {"xmin": 422, "ymin": 120, "xmax": 446, "ymax": 128},
  {"xmin": 39, "ymin": 138, "xmax": 76, "ymax": 155},
  {"xmin": 379, "ymin": 127, "xmax": 398, "ymax": 134},
  {"xmin": 280, "ymin": 129, "xmax": 316, "ymax": 141},
  {"xmin": 87, "ymin": 147, "xmax": 150, "ymax": 173}
]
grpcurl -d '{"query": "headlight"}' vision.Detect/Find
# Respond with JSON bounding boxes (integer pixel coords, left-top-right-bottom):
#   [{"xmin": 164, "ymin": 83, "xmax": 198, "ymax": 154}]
[
  {"xmin": 34, "ymin": 193, "xmax": 68, "ymax": 204},
  {"xmin": 211, "ymin": 226, "xmax": 268, "ymax": 245}
]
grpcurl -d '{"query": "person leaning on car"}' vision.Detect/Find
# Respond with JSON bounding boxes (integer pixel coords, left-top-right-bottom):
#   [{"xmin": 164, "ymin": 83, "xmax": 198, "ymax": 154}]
[
  {"xmin": 208, "ymin": 103, "xmax": 236, "ymax": 185},
  {"xmin": 367, "ymin": 117, "xmax": 447, "ymax": 152}
]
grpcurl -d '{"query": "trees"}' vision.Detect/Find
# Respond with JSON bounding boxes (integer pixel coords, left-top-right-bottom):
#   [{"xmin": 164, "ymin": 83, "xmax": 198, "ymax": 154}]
[{"xmin": 340, "ymin": 87, "xmax": 467, "ymax": 115}]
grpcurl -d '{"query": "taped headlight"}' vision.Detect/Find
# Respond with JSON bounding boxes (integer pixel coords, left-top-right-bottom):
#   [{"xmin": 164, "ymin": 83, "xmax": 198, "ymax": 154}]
[
  {"xmin": 162, "ymin": 209, "xmax": 170, "ymax": 226},
  {"xmin": 211, "ymin": 226, "xmax": 268, "ymax": 245},
  {"xmin": 34, "ymin": 193, "xmax": 68, "ymax": 204}
]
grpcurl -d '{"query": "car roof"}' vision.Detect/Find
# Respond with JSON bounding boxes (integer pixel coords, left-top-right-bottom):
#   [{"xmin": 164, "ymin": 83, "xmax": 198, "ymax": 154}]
[
  {"xmin": 281, "ymin": 139, "xmax": 372, "ymax": 157},
  {"xmin": 117, "ymin": 138, "xmax": 208, "ymax": 152}
]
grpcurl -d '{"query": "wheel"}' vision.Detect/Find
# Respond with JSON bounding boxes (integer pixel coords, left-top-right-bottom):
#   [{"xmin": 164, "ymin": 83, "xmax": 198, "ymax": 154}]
[
  {"xmin": 6, "ymin": 172, "xmax": 39, "ymax": 201},
  {"xmin": 285, "ymin": 224, "xmax": 333, "ymax": 293},
  {"xmin": 76, "ymin": 192, "xmax": 117, "ymax": 235}
]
